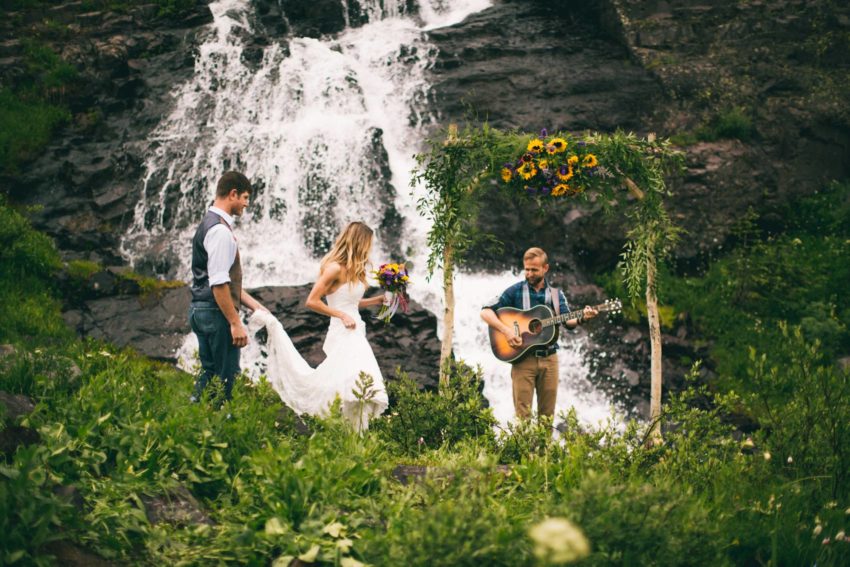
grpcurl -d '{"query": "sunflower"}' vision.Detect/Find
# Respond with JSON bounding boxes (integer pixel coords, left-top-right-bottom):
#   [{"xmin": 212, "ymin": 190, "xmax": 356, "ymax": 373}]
[
  {"xmin": 539, "ymin": 159, "xmax": 549, "ymax": 171},
  {"xmin": 552, "ymin": 184, "xmax": 570, "ymax": 197},
  {"xmin": 517, "ymin": 162, "xmax": 537, "ymax": 180},
  {"xmin": 568, "ymin": 155, "xmax": 579, "ymax": 167},
  {"xmin": 501, "ymin": 167, "xmax": 513, "ymax": 182},
  {"xmin": 527, "ymin": 138, "xmax": 545, "ymax": 153},
  {"xmin": 548, "ymin": 137, "xmax": 567, "ymax": 154},
  {"xmin": 582, "ymin": 153, "xmax": 598, "ymax": 168},
  {"xmin": 556, "ymin": 164, "xmax": 574, "ymax": 182}
]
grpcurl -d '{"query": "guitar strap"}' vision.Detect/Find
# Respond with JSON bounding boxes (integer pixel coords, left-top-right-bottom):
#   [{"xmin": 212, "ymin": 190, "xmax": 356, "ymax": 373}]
[{"xmin": 522, "ymin": 281, "xmax": 559, "ymax": 316}]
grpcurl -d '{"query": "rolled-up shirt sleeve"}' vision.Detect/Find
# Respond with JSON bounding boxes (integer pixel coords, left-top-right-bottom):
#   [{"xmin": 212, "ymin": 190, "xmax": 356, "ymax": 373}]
[{"xmin": 204, "ymin": 224, "xmax": 237, "ymax": 286}]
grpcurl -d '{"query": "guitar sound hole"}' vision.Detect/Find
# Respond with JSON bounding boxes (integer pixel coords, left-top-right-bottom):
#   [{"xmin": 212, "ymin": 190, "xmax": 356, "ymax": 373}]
[{"xmin": 528, "ymin": 319, "xmax": 542, "ymax": 334}]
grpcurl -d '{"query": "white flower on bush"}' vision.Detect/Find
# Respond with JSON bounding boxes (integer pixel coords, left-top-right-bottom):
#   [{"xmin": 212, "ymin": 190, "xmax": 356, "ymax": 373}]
[
  {"xmin": 528, "ymin": 517, "xmax": 590, "ymax": 564},
  {"xmin": 763, "ymin": 451, "xmax": 771, "ymax": 461},
  {"xmin": 813, "ymin": 524, "xmax": 823, "ymax": 537}
]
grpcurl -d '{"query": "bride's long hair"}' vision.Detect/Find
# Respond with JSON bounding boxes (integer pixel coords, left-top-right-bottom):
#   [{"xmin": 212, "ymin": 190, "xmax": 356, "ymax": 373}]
[{"xmin": 320, "ymin": 221, "xmax": 373, "ymax": 285}]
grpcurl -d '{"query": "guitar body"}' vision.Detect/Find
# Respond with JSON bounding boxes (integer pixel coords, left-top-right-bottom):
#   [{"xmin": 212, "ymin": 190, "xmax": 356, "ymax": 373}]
[{"xmin": 488, "ymin": 305, "xmax": 558, "ymax": 363}]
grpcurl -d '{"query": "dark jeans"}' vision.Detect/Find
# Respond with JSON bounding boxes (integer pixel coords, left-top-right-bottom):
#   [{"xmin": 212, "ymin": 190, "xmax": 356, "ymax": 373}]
[{"xmin": 189, "ymin": 302, "xmax": 240, "ymax": 402}]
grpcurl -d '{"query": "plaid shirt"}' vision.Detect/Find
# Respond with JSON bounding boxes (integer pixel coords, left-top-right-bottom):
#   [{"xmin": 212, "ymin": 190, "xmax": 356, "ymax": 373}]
[{"xmin": 485, "ymin": 280, "xmax": 571, "ymax": 349}]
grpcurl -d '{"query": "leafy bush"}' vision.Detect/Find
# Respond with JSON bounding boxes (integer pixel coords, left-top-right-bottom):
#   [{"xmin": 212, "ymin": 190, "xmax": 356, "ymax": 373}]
[
  {"xmin": 371, "ymin": 361, "xmax": 496, "ymax": 454},
  {"xmin": 366, "ymin": 452, "xmax": 533, "ymax": 566},
  {"xmin": 747, "ymin": 324, "xmax": 850, "ymax": 500},
  {"xmin": 0, "ymin": 198, "xmax": 67, "ymax": 343},
  {"xmin": 554, "ymin": 472, "xmax": 727, "ymax": 566}
]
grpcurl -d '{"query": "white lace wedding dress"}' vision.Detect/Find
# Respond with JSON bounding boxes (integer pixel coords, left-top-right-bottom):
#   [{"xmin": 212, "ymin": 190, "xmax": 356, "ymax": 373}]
[{"xmin": 248, "ymin": 281, "xmax": 388, "ymax": 431}]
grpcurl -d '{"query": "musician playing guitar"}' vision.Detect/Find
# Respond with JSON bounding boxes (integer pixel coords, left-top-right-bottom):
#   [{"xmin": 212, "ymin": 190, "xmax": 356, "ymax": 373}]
[{"xmin": 480, "ymin": 247, "xmax": 598, "ymax": 419}]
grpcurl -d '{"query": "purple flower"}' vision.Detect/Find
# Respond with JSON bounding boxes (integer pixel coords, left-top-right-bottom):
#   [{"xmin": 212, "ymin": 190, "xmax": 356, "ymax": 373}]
[
  {"xmin": 577, "ymin": 141, "xmax": 586, "ymax": 147},
  {"xmin": 540, "ymin": 186, "xmax": 552, "ymax": 195},
  {"xmin": 540, "ymin": 128, "xmax": 548, "ymax": 138},
  {"xmin": 559, "ymin": 165, "xmax": 569, "ymax": 175}
]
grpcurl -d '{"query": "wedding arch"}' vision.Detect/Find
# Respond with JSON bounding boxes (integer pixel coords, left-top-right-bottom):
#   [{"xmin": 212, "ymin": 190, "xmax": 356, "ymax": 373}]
[{"xmin": 412, "ymin": 123, "xmax": 683, "ymax": 441}]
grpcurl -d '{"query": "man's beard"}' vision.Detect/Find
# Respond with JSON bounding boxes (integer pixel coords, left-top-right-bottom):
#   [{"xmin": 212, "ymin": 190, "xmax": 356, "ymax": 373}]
[{"xmin": 526, "ymin": 275, "xmax": 543, "ymax": 287}]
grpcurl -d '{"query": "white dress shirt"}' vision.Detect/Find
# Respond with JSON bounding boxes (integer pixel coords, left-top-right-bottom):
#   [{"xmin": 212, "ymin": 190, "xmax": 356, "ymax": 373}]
[{"xmin": 204, "ymin": 206, "xmax": 238, "ymax": 287}]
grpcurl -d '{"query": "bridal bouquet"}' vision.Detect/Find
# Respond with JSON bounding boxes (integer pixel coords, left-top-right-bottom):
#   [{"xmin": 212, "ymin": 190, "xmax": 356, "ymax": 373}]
[
  {"xmin": 373, "ymin": 262, "xmax": 410, "ymax": 323},
  {"xmin": 500, "ymin": 128, "xmax": 600, "ymax": 198}
]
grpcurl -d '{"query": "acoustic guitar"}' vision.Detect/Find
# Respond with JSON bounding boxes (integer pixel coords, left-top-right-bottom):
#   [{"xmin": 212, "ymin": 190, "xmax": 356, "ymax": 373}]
[{"xmin": 488, "ymin": 299, "xmax": 622, "ymax": 362}]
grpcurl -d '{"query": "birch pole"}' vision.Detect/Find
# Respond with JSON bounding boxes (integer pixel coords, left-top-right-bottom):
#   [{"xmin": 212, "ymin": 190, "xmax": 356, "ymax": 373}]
[
  {"xmin": 439, "ymin": 242, "xmax": 455, "ymax": 389},
  {"xmin": 625, "ymin": 177, "xmax": 664, "ymax": 443},
  {"xmin": 438, "ymin": 124, "xmax": 460, "ymax": 390}
]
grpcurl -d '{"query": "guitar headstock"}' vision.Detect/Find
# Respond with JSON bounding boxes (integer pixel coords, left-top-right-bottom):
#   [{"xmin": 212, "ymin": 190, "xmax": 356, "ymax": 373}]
[{"xmin": 598, "ymin": 298, "xmax": 623, "ymax": 314}]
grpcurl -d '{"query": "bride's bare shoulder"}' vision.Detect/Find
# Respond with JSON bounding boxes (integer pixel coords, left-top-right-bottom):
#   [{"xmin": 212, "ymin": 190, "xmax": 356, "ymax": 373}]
[{"xmin": 320, "ymin": 261, "xmax": 343, "ymax": 278}]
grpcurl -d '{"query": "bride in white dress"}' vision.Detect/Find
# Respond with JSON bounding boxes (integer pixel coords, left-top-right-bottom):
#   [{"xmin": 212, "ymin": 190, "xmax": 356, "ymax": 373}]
[{"xmin": 248, "ymin": 222, "xmax": 389, "ymax": 431}]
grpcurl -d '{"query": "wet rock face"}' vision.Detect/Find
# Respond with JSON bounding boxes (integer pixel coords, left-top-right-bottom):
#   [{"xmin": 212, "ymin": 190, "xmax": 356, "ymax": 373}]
[
  {"xmin": 4, "ymin": 2, "xmax": 214, "ymax": 265},
  {"xmin": 62, "ymin": 277, "xmax": 442, "ymax": 389},
  {"xmin": 427, "ymin": 1, "xmax": 664, "ymax": 133},
  {"xmin": 0, "ymin": 390, "xmax": 40, "ymax": 456}
]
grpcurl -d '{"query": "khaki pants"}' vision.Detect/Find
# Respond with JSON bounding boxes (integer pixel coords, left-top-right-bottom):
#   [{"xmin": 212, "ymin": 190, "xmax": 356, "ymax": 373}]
[{"xmin": 511, "ymin": 353, "xmax": 559, "ymax": 419}]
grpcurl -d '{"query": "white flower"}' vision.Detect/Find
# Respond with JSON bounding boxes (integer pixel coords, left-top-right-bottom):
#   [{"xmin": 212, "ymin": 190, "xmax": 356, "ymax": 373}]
[
  {"xmin": 836, "ymin": 531, "xmax": 846, "ymax": 541},
  {"xmin": 264, "ymin": 517, "xmax": 287, "ymax": 535},
  {"xmin": 529, "ymin": 517, "xmax": 590, "ymax": 564},
  {"xmin": 845, "ymin": 507, "xmax": 850, "ymax": 515},
  {"xmin": 763, "ymin": 451, "xmax": 771, "ymax": 461},
  {"xmin": 323, "ymin": 522, "xmax": 345, "ymax": 538},
  {"xmin": 813, "ymin": 525, "xmax": 823, "ymax": 536},
  {"xmin": 787, "ymin": 456, "xmax": 793, "ymax": 464}
]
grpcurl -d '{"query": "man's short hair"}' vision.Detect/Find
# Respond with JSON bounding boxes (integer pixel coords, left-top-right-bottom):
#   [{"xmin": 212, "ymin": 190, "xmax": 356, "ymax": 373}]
[
  {"xmin": 523, "ymin": 247, "xmax": 548, "ymax": 265},
  {"xmin": 216, "ymin": 171, "xmax": 252, "ymax": 198}
]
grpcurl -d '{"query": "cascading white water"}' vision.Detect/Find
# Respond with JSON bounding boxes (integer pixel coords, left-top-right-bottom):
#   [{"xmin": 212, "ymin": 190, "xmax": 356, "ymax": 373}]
[{"xmin": 121, "ymin": 0, "xmax": 619, "ymax": 428}]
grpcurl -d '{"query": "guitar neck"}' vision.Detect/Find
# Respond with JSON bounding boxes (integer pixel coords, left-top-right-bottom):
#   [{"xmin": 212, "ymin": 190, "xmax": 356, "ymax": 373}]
[{"xmin": 542, "ymin": 307, "xmax": 593, "ymax": 327}]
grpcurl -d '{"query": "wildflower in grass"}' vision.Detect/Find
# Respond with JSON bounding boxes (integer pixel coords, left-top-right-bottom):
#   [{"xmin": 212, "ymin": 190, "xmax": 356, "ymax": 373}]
[
  {"xmin": 836, "ymin": 530, "xmax": 846, "ymax": 542},
  {"xmin": 529, "ymin": 517, "xmax": 590, "ymax": 564},
  {"xmin": 763, "ymin": 451, "xmax": 771, "ymax": 461},
  {"xmin": 787, "ymin": 456, "xmax": 793, "ymax": 464},
  {"xmin": 814, "ymin": 525, "xmax": 823, "ymax": 537}
]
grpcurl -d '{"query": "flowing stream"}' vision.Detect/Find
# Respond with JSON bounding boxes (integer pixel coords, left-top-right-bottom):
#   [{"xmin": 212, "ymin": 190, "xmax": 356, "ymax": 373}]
[{"xmin": 120, "ymin": 0, "xmax": 618, "ymax": 427}]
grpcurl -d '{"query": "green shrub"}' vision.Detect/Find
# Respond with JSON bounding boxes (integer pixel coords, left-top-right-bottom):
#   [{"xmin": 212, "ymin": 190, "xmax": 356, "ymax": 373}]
[
  {"xmin": 367, "ymin": 453, "xmax": 533, "ymax": 566},
  {"xmin": 0, "ymin": 198, "xmax": 67, "ymax": 343},
  {"xmin": 748, "ymin": 324, "xmax": 850, "ymax": 499},
  {"xmin": 0, "ymin": 445, "xmax": 75, "ymax": 566},
  {"xmin": 371, "ymin": 361, "xmax": 497, "ymax": 454},
  {"xmin": 554, "ymin": 472, "xmax": 727, "ymax": 566}
]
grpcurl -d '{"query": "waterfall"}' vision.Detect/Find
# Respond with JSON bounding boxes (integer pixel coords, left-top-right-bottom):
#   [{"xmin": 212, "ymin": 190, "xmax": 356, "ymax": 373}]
[{"xmin": 120, "ymin": 0, "xmax": 618, "ymax": 428}]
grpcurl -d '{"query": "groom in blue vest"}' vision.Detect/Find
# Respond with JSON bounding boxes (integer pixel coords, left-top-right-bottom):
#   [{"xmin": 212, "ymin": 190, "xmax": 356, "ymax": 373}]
[
  {"xmin": 481, "ymin": 247, "xmax": 597, "ymax": 419},
  {"xmin": 189, "ymin": 171, "xmax": 267, "ymax": 404}
]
